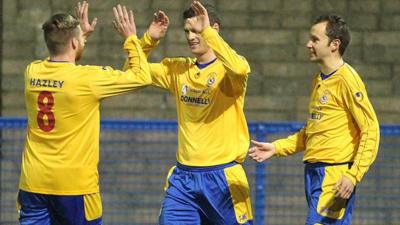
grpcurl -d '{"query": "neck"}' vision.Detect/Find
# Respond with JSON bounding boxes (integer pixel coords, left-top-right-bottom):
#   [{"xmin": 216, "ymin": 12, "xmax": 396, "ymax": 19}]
[
  {"xmin": 195, "ymin": 49, "xmax": 216, "ymax": 64},
  {"xmin": 319, "ymin": 56, "xmax": 344, "ymax": 74},
  {"xmin": 49, "ymin": 52, "xmax": 75, "ymax": 63}
]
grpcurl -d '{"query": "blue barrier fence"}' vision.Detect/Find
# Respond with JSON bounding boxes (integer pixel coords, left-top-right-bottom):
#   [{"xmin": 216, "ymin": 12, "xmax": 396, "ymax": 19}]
[{"xmin": 0, "ymin": 117, "xmax": 399, "ymax": 224}]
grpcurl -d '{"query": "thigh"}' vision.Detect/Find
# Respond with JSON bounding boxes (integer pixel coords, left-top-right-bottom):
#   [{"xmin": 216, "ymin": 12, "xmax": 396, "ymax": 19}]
[
  {"xmin": 49, "ymin": 193, "xmax": 102, "ymax": 225},
  {"xmin": 159, "ymin": 166, "xmax": 200, "ymax": 225},
  {"xmin": 305, "ymin": 164, "xmax": 356, "ymax": 225},
  {"xmin": 201, "ymin": 164, "xmax": 253, "ymax": 225},
  {"xmin": 18, "ymin": 190, "xmax": 51, "ymax": 225}
]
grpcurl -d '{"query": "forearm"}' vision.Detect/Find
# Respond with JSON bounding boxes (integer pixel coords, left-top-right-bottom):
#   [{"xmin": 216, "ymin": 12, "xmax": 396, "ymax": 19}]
[
  {"xmin": 346, "ymin": 119, "xmax": 380, "ymax": 185},
  {"xmin": 123, "ymin": 35, "xmax": 152, "ymax": 85},
  {"xmin": 140, "ymin": 31, "xmax": 160, "ymax": 58},
  {"xmin": 272, "ymin": 128, "xmax": 306, "ymax": 157},
  {"xmin": 201, "ymin": 27, "xmax": 250, "ymax": 76}
]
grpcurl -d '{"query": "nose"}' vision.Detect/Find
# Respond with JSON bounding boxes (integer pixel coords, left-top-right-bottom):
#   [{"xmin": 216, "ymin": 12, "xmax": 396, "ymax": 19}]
[
  {"xmin": 186, "ymin": 31, "xmax": 196, "ymax": 41},
  {"xmin": 306, "ymin": 40, "xmax": 313, "ymax": 48}
]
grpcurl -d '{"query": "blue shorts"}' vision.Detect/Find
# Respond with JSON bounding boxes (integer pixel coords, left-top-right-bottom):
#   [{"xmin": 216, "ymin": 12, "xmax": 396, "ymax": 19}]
[
  {"xmin": 159, "ymin": 161, "xmax": 253, "ymax": 225},
  {"xmin": 17, "ymin": 190, "xmax": 102, "ymax": 225},
  {"xmin": 304, "ymin": 163, "xmax": 356, "ymax": 225}
]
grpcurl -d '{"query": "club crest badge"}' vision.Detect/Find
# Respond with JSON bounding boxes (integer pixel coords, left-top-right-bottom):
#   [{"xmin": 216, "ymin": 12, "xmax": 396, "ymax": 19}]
[
  {"xmin": 181, "ymin": 84, "xmax": 189, "ymax": 95},
  {"xmin": 354, "ymin": 92, "xmax": 363, "ymax": 102},
  {"xmin": 320, "ymin": 95, "xmax": 328, "ymax": 104},
  {"xmin": 207, "ymin": 73, "xmax": 217, "ymax": 87}
]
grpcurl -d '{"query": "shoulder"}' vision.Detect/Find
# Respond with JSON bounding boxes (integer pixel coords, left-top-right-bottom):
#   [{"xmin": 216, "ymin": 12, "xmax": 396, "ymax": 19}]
[
  {"xmin": 335, "ymin": 64, "xmax": 366, "ymax": 90},
  {"xmin": 161, "ymin": 57, "xmax": 193, "ymax": 65},
  {"xmin": 75, "ymin": 64, "xmax": 114, "ymax": 73},
  {"xmin": 160, "ymin": 57, "xmax": 194, "ymax": 71}
]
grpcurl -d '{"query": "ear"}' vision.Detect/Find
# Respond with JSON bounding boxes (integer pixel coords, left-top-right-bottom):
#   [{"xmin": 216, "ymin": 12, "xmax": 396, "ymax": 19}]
[
  {"xmin": 211, "ymin": 23, "xmax": 220, "ymax": 33},
  {"xmin": 71, "ymin": 37, "xmax": 78, "ymax": 50},
  {"xmin": 330, "ymin": 39, "xmax": 341, "ymax": 53}
]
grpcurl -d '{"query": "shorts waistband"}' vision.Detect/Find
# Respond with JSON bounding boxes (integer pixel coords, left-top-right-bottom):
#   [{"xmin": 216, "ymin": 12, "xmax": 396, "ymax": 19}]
[
  {"xmin": 304, "ymin": 161, "xmax": 353, "ymax": 168},
  {"xmin": 176, "ymin": 161, "xmax": 238, "ymax": 172}
]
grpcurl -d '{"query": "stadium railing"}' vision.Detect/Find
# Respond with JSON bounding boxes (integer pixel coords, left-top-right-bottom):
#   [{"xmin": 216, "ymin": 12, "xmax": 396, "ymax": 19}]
[{"xmin": 0, "ymin": 118, "xmax": 399, "ymax": 225}]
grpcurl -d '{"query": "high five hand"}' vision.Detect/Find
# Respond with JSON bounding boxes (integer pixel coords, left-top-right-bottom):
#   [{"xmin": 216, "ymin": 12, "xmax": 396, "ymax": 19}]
[
  {"xmin": 148, "ymin": 10, "xmax": 169, "ymax": 40},
  {"xmin": 113, "ymin": 4, "xmax": 136, "ymax": 39},
  {"xmin": 185, "ymin": 1, "xmax": 210, "ymax": 33},
  {"xmin": 76, "ymin": 1, "xmax": 97, "ymax": 38}
]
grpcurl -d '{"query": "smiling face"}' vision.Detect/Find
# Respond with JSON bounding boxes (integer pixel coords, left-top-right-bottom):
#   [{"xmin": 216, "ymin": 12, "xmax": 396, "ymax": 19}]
[
  {"xmin": 183, "ymin": 19, "xmax": 211, "ymax": 56},
  {"xmin": 306, "ymin": 21, "xmax": 335, "ymax": 63}
]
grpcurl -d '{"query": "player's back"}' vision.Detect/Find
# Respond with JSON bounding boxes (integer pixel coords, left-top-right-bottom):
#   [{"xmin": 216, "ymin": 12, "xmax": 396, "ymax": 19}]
[{"xmin": 20, "ymin": 60, "xmax": 104, "ymax": 195}]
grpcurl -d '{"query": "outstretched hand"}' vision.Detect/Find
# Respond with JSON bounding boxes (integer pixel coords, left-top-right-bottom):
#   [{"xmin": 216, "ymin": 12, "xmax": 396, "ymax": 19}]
[
  {"xmin": 113, "ymin": 4, "xmax": 136, "ymax": 39},
  {"xmin": 76, "ymin": 1, "xmax": 97, "ymax": 38},
  {"xmin": 248, "ymin": 140, "xmax": 276, "ymax": 162},
  {"xmin": 148, "ymin": 10, "xmax": 169, "ymax": 40},
  {"xmin": 185, "ymin": 1, "xmax": 210, "ymax": 33}
]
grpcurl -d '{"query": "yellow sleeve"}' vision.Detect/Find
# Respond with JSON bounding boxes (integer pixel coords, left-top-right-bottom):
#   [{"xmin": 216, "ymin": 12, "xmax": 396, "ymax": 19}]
[
  {"xmin": 122, "ymin": 31, "xmax": 160, "ymax": 71},
  {"xmin": 91, "ymin": 35, "xmax": 152, "ymax": 99},
  {"xmin": 141, "ymin": 31, "xmax": 160, "ymax": 57},
  {"xmin": 272, "ymin": 127, "xmax": 306, "ymax": 157},
  {"xmin": 340, "ymin": 76, "xmax": 380, "ymax": 185},
  {"xmin": 201, "ymin": 27, "xmax": 250, "ymax": 79},
  {"xmin": 149, "ymin": 58, "xmax": 189, "ymax": 92}
]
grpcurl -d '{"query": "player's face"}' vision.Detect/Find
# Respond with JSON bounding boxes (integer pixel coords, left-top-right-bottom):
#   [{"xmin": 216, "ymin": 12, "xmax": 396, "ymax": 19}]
[
  {"xmin": 306, "ymin": 22, "xmax": 333, "ymax": 63},
  {"xmin": 183, "ymin": 19, "xmax": 210, "ymax": 56},
  {"xmin": 75, "ymin": 26, "xmax": 85, "ymax": 61}
]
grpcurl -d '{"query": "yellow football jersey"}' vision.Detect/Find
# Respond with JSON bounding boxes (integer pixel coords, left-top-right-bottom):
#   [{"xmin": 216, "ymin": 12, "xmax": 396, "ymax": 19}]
[
  {"xmin": 140, "ymin": 27, "xmax": 251, "ymax": 166},
  {"xmin": 19, "ymin": 35, "xmax": 151, "ymax": 195},
  {"xmin": 273, "ymin": 63, "xmax": 380, "ymax": 184}
]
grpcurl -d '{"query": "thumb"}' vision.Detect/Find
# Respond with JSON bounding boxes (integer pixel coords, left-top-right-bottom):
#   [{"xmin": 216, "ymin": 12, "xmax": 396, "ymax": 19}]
[{"xmin": 91, "ymin": 17, "xmax": 98, "ymax": 29}]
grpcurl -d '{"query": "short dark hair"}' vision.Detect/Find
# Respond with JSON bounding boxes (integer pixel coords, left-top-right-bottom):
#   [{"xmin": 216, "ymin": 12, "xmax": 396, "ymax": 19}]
[
  {"xmin": 314, "ymin": 15, "xmax": 350, "ymax": 56},
  {"xmin": 42, "ymin": 13, "xmax": 80, "ymax": 55},
  {"xmin": 183, "ymin": 4, "xmax": 221, "ymax": 26}
]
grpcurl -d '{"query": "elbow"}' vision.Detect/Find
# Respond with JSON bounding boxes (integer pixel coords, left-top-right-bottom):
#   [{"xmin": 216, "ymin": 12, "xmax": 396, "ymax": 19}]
[
  {"xmin": 233, "ymin": 65, "xmax": 250, "ymax": 77},
  {"xmin": 231, "ymin": 62, "xmax": 250, "ymax": 77},
  {"xmin": 144, "ymin": 70, "xmax": 153, "ymax": 85}
]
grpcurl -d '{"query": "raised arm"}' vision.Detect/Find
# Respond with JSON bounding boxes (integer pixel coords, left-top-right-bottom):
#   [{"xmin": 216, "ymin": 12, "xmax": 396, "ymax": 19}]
[
  {"xmin": 142, "ymin": 10, "xmax": 170, "ymax": 57},
  {"xmin": 186, "ymin": 1, "xmax": 250, "ymax": 77}
]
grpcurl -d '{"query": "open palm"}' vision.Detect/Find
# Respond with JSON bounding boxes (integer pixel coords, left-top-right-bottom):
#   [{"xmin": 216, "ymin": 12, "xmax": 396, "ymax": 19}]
[
  {"xmin": 148, "ymin": 10, "xmax": 169, "ymax": 40},
  {"xmin": 76, "ymin": 1, "xmax": 97, "ymax": 38},
  {"xmin": 248, "ymin": 140, "xmax": 276, "ymax": 162},
  {"xmin": 186, "ymin": 1, "xmax": 210, "ymax": 33}
]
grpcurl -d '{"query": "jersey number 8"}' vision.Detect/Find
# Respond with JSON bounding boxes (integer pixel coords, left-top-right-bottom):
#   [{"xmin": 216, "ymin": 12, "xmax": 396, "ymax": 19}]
[{"xmin": 37, "ymin": 91, "xmax": 55, "ymax": 132}]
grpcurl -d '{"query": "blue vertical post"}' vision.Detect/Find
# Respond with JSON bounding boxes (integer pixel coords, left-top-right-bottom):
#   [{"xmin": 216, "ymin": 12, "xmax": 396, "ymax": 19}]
[{"xmin": 255, "ymin": 124, "xmax": 267, "ymax": 225}]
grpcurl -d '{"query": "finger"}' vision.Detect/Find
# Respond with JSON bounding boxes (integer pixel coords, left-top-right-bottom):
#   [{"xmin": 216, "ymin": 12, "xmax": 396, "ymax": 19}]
[
  {"xmin": 195, "ymin": 1, "xmax": 207, "ymax": 15},
  {"xmin": 333, "ymin": 179, "xmax": 341, "ymax": 191},
  {"xmin": 113, "ymin": 7, "xmax": 123, "ymax": 28},
  {"xmin": 191, "ymin": 2, "xmax": 200, "ymax": 15},
  {"xmin": 160, "ymin": 11, "xmax": 169, "ymax": 25},
  {"xmin": 165, "ymin": 15, "xmax": 170, "ymax": 25},
  {"xmin": 153, "ymin": 12, "xmax": 158, "ymax": 22},
  {"xmin": 90, "ymin": 17, "xmax": 98, "ymax": 29},
  {"xmin": 335, "ymin": 189, "xmax": 343, "ymax": 198},
  {"xmin": 193, "ymin": 1, "xmax": 204, "ymax": 15},
  {"xmin": 112, "ymin": 20, "xmax": 119, "ymax": 31},
  {"xmin": 77, "ymin": 2, "xmax": 82, "ymax": 17},
  {"xmin": 342, "ymin": 189, "xmax": 350, "ymax": 199},
  {"xmin": 248, "ymin": 147, "xmax": 256, "ymax": 153},
  {"xmin": 113, "ymin": 7, "xmax": 119, "ymax": 21},
  {"xmin": 83, "ymin": 1, "xmax": 89, "ymax": 22},
  {"xmin": 122, "ymin": 6, "xmax": 129, "ymax": 22},
  {"xmin": 250, "ymin": 140, "xmax": 263, "ymax": 147},
  {"xmin": 129, "ymin": 10, "xmax": 135, "ymax": 25},
  {"xmin": 75, "ymin": 3, "xmax": 80, "ymax": 19},
  {"xmin": 117, "ymin": 5, "xmax": 124, "ymax": 22}
]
